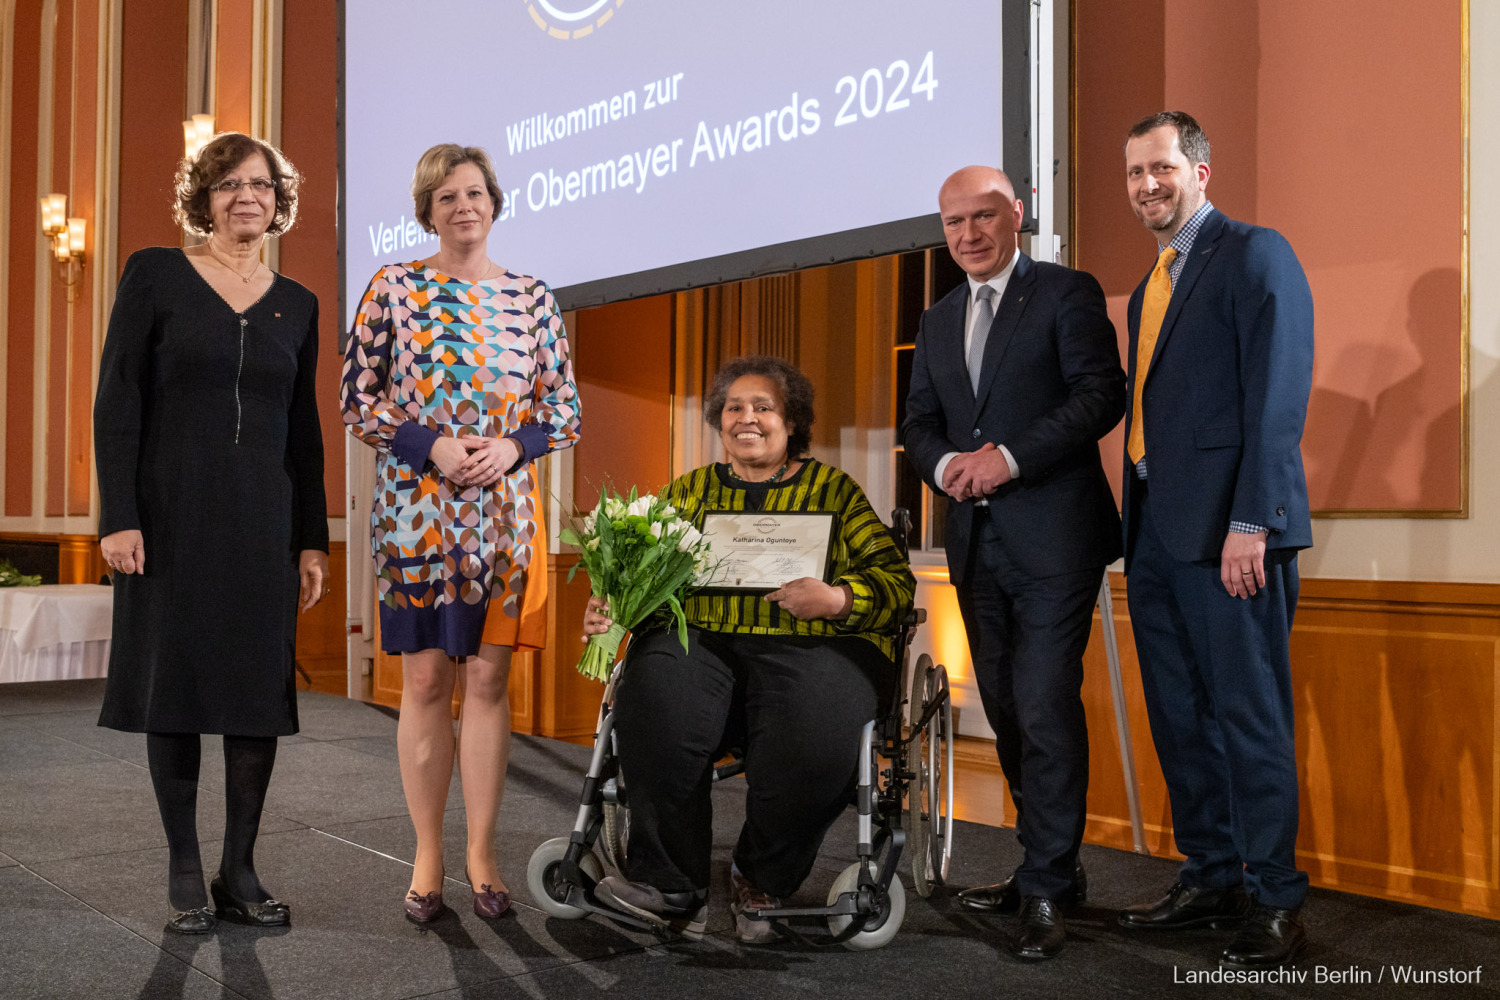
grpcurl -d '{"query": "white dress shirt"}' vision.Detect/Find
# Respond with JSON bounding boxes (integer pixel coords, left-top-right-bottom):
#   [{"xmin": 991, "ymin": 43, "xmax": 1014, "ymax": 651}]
[{"xmin": 933, "ymin": 252, "xmax": 1022, "ymax": 497}]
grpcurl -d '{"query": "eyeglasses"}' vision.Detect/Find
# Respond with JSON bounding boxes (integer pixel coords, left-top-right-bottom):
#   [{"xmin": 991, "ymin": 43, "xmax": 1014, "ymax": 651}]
[{"xmin": 210, "ymin": 178, "xmax": 278, "ymax": 194}]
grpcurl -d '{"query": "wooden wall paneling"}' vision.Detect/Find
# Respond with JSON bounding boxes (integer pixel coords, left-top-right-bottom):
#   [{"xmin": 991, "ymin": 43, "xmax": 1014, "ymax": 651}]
[
  {"xmin": 116, "ymin": 0, "xmax": 187, "ymax": 264},
  {"xmin": 277, "ymin": 0, "xmax": 343, "ymax": 518},
  {"xmin": 44, "ymin": 0, "xmax": 73, "ymax": 518},
  {"xmin": 793, "ymin": 263, "xmax": 849, "ymax": 460},
  {"xmin": 57, "ymin": 532, "xmax": 104, "ymax": 583},
  {"xmin": 570, "ymin": 293, "xmax": 674, "ymax": 502},
  {"xmin": 534, "ymin": 552, "xmax": 602, "ymax": 741},
  {"xmin": 369, "ymin": 616, "xmax": 402, "ymax": 710},
  {"xmin": 507, "ymin": 648, "xmax": 536, "ymax": 735},
  {"xmin": 1288, "ymin": 580, "xmax": 1497, "ymax": 916},
  {"xmin": 1079, "ymin": 582, "xmax": 1177, "ymax": 856},
  {"xmin": 5, "ymin": 0, "xmax": 42, "ymax": 517},
  {"xmin": 1067, "ymin": 574, "xmax": 1500, "ymax": 920},
  {"xmin": 755, "ymin": 273, "xmax": 798, "ymax": 363},
  {"xmin": 363, "ymin": 560, "xmax": 546, "ymax": 736},
  {"xmin": 212, "ymin": 0, "xmax": 252, "ymax": 134},
  {"xmin": 294, "ymin": 540, "xmax": 346, "ymax": 693},
  {"xmin": 65, "ymin": 0, "xmax": 99, "ymax": 518}
]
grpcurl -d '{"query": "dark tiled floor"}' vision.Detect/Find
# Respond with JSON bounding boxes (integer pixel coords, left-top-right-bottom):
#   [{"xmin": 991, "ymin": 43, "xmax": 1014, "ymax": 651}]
[{"xmin": 0, "ymin": 680, "xmax": 1494, "ymax": 1000}]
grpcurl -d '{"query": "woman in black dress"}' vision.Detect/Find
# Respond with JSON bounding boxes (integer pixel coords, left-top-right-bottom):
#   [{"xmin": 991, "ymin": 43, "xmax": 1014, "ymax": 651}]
[{"xmin": 94, "ymin": 132, "xmax": 329, "ymax": 934}]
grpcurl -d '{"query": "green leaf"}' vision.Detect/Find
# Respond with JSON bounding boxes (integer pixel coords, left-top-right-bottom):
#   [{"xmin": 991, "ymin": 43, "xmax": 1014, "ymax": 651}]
[{"xmin": 666, "ymin": 593, "xmax": 689, "ymax": 653}]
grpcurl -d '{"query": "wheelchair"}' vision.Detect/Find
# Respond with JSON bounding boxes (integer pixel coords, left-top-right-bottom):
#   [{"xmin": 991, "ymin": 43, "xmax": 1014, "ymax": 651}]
[{"xmin": 526, "ymin": 509, "xmax": 954, "ymax": 950}]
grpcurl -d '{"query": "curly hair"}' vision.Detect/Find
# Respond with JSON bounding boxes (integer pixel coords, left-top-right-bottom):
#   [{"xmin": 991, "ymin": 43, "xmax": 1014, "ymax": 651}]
[
  {"xmin": 704, "ymin": 355, "xmax": 816, "ymax": 459},
  {"xmin": 172, "ymin": 132, "xmax": 301, "ymax": 237},
  {"xmin": 410, "ymin": 144, "xmax": 505, "ymax": 234}
]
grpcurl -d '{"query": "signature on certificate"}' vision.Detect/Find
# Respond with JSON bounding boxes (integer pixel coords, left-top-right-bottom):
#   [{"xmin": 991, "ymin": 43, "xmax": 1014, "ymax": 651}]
[{"xmin": 768, "ymin": 556, "xmax": 805, "ymax": 578}]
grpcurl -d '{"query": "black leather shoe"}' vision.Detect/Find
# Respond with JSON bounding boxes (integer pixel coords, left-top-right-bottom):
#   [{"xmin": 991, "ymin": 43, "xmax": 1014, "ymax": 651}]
[
  {"xmin": 1010, "ymin": 896, "xmax": 1066, "ymax": 960},
  {"xmin": 958, "ymin": 862, "xmax": 1087, "ymax": 914},
  {"xmin": 1221, "ymin": 904, "xmax": 1306, "ymax": 968},
  {"xmin": 166, "ymin": 907, "xmax": 216, "ymax": 935},
  {"xmin": 1118, "ymin": 882, "xmax": 1249, "ymax": 930},
  {"xmin": 210, "ymin": 874, "xmax": 290, "ymax": 927}
]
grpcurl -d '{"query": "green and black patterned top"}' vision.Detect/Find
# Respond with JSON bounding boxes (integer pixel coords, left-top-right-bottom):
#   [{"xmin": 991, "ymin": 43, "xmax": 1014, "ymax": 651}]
[{"xmin": 663, "ymin": 459, "xmax": 915, "ymax": 659}]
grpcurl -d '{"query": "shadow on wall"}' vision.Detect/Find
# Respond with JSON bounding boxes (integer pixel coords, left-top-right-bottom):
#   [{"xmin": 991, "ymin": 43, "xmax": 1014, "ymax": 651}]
[
  {"xmin": 1293, "ymin": 276, "xmax": 1499, "ymax": 905},
  {"xmin": 1305, "ymin": 267, "xmax": 1463, "ymax": 514}
]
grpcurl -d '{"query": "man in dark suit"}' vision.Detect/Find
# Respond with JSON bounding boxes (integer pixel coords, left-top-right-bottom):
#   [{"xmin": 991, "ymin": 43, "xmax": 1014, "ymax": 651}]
[
  {"xmin": 1115, "ymin": 111, "xmax": 1314, "ymax": 968},
  {"xmin": 902, "ymin": 166, "xmax": 1124, "ymax": 960}
]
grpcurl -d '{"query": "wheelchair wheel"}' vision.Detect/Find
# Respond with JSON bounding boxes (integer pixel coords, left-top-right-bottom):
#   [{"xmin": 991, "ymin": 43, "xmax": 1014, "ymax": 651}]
[
  {"xmin": 905, "ymin": 655, "xmax": 954, "ymax": 897},
  {"xmin": 601, "ymin": 800, "xmax": 629, "ymax": 873},
  {"xmin": 904, "ymin": 655, "xmax": 933, "ymax": 896},
  {"xmin": 826, "ymin": 862, "xmax": 906, "ymax": 951},
  {"xmin": 526, "ymin": 836, "xmax": 605, "ymax": 919}
]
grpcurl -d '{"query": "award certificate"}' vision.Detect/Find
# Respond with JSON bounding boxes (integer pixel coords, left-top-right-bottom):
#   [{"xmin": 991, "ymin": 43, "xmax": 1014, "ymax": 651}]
[{"xmin": 700, "ymin": 511, "xmax": 836, "ymax": 591}]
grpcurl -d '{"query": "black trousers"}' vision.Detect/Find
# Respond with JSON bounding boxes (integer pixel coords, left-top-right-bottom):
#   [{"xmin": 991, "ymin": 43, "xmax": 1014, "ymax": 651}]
[
  {"xmin": 955, "ymin": 508, "xmax": 1100, "ymax": 900},
  {"xmin": 612, "ymin": 628, "xmax": 892, "ymax": 898},
  {"xmin": 1126, "ymin": 486, "xmax": 1308, "ymax": 909}
]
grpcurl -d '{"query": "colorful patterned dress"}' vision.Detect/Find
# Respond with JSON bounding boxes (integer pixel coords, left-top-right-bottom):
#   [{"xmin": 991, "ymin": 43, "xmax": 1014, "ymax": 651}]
[{"xmin": 341, "ymin": 262, "xmax": 581, "ymax": 656}]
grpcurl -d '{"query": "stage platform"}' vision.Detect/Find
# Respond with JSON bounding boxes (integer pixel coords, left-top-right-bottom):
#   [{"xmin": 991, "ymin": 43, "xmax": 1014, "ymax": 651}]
[{"xmin": 0, "ymin": 680, "xmax": 1493, "ymax": 999}]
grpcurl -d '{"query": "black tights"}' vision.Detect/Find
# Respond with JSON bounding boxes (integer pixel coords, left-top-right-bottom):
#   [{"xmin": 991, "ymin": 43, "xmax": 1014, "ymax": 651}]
[{"xmin": 146, "ymin": 733, "xmax": 279, "ymax": 910}]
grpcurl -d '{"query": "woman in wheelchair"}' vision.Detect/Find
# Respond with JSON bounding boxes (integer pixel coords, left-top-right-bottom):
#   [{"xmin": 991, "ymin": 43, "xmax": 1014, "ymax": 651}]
[{"xmin": 581, "ymin": 355, "xmax": 915, "ymax": 944}]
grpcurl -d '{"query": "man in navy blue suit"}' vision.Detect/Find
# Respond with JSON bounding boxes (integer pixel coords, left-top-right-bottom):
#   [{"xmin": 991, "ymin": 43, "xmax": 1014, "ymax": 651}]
[
  {"xmin": 902, "ymin": 166, "xmax": 1124, "ymax": 960},
  {"xmin": 1115, "ymin": 111, "xmax": 1314, "ymax": 968}
]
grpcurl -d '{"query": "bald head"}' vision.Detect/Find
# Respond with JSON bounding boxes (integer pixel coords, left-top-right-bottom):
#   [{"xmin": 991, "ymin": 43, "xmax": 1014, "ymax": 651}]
[
  {"xmin": 940, "ymin": 165, "xmax": 1017, "ymax": 206},
  {"xmin": 939, "ymin": 166, "xmax": 1024, "ymax": 282}
]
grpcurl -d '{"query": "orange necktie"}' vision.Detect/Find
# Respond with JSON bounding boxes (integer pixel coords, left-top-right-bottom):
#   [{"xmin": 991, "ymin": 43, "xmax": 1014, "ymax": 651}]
[{"xmin": 1127, "ymin": 247, "xmax": 1178, "ymax": 465}]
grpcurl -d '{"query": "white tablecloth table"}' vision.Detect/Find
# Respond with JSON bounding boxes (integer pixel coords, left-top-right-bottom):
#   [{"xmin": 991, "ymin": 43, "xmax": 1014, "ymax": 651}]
[{"xmin": 0, "ymin": 584, "xmax": 114, "ymax": 683}]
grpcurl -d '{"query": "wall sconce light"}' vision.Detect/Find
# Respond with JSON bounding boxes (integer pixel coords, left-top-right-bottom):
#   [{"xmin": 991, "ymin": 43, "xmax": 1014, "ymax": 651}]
[
  {"xmin": 183, "ymin": 113, "xmax": 215, "ymax": 160},
  {"xmin": 39, "ymin": 193, "xmax": 86, "ymax": 302}
]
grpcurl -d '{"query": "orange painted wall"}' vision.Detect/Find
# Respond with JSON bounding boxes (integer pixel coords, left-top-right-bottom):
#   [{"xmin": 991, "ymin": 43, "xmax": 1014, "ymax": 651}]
[
  {"xmin": 117, "ymin": 0, "xmax": 188, "ymax": 264},
  {"xmin": 214, "ymin": 0, "xmax": 254, "ymax": 136},
  {"xmin": 279, "ymin": 0, "xmax": 346, "ymax": 517},
  {"xmin": 44, "ymin": 0, "xmax": 74, "ymax": 517},
  {"xmin": 6, "ymin": 1, "xmax": 42, "ymax": 517},
  {"xmin": 571, "ymin": 295, "xmax": 674, "ymax": 506},
  {"xmin": 65, "ymin": 0, "xmax": 100, "ymax": 517},
  {"xmin": 1074, "ymin": 0, "xmax": 1465, "ymax": 514}
]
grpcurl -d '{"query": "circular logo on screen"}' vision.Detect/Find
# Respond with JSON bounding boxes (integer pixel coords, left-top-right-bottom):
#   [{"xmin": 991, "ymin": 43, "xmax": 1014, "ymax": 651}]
[{"xmin": 525, "ymin": 0, "xmax": 625, "ymax": 39}]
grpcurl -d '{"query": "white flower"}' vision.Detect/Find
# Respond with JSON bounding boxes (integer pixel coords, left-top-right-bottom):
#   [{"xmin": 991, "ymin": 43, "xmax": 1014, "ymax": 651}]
[
  {"xmin": 627, "ymin": 496, "xmax": 652, "ymax": 519},
  {"xmin": 660, "ymin": 504, "xmax": 677, "ymax": 519},
  {"xmin": 586, "ymin": 537, "xmax": 600, "ymax": 550},
  {"xmin": 604, "ymin": 496, "xmax": 626, "ymax": 518},
  {"xmin": 675, "ymin": 526, "xmax": 702, "ymax": 552},
  {"xmin": 649, "ymin": 521, "xmax": 662, "ymax": 539},
  {"xmin": 581, "ymin": 510, "xmax": 597, "ymax": 534}
]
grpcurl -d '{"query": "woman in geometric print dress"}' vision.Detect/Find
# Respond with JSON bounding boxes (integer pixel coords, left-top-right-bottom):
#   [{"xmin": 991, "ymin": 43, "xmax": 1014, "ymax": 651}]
[{"xmin": 342, "ymin": 143, "xmax": 581, "ymax": 923}]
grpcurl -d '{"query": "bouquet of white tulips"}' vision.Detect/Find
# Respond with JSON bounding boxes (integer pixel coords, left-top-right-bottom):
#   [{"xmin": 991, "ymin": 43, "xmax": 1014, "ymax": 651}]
[{"xmin": 560, "ymin": 487, "xmax": 714, "ymax": 682}]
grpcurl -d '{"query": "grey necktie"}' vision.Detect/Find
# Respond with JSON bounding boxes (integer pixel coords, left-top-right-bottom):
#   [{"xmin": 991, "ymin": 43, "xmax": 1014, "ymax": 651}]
[{"xmin": 968, "ymin": 284, "xmax": 995, "ymax": 395}]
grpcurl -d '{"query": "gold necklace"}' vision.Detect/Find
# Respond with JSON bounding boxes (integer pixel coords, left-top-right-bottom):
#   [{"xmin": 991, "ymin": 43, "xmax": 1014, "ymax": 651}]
[
  {"xmin": 434, "ymin": 257, "xmax": 494, "ymax": 283},
  {"xmin": 206, "ymin": 239, "xmax": 260, "ymax": 284}
]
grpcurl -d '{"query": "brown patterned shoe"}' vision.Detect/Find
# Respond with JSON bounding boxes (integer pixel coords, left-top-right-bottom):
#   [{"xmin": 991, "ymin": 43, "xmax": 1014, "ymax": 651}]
[{"xmin": 730, "ymin": 869, "xmax": 780, "ymax": 945}]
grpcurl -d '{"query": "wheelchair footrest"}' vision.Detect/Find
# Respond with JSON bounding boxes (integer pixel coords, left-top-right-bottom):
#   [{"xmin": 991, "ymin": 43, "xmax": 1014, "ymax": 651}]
[{"xmin": 754, "ymin": 893, "xmax": 865, "ymax": 921}]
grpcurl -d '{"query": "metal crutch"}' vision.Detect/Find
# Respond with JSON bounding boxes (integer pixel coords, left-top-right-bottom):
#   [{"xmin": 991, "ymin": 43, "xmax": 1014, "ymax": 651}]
[{"xmin": 1097, "ymin": 572, "xmax": 1148, "ymax": 854}]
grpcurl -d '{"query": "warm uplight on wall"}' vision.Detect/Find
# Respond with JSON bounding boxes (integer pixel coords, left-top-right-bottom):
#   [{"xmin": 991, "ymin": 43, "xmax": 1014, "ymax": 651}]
[
  {"xmin": 183, "ymin": 113, "xmax": 215, "ymax": 159},
  {"xmin": 40, "ymin": 193, "xmax": 86, "ymax": 302}
]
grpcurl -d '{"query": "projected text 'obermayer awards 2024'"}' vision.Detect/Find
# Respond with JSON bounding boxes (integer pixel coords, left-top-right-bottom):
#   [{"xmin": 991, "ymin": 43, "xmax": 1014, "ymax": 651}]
[{"xmin": 344, "ymin": 1, "xmax": 1003, "ymax": 312}]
